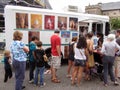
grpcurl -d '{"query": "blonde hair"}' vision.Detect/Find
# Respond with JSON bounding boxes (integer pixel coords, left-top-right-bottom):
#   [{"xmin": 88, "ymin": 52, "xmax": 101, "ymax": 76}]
[
  {"xmin": 13, "ymin": 31, "xmax": 23, "ymax": 40},
  {"xmin": 4, "ymin": 50, "xmax": 10, "ymax": 57}
]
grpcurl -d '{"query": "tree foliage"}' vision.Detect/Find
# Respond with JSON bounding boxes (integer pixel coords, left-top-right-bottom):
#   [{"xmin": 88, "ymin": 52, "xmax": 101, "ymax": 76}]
[{"xmin": 110, "ymin": 18, "xmax": 120, "ymax": 30}]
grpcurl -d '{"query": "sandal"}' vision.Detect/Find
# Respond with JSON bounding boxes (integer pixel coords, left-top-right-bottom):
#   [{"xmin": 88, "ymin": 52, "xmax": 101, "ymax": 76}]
[
  {"xmin": 103, "ymin": 83, "xmax": 108, "ymax": 87},
  {"xmin": 51, "ymin": 79, "xmax": 61, "ymax": 83}
]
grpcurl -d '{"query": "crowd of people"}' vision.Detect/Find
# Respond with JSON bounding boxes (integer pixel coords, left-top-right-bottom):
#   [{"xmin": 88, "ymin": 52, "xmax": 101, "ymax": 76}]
[
  {"xmin": 67, "ymin": 30, "xmax": 120, "ymax": 87},
  {"xmin": 3, "ymin": 29, "xmax": 120, "ymax": 90}
]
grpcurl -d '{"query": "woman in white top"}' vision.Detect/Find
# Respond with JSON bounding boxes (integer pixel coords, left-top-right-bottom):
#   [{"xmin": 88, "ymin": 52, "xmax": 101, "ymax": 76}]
[{"xmin": 71, "ymin": 34, "xmax": 88, "ymax": 86}]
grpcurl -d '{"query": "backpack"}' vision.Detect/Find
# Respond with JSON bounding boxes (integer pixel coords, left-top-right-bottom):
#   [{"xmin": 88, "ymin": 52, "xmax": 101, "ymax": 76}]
[{"xmin": 34, "ymin": 49, "xmax": 44, "ymax": 63}]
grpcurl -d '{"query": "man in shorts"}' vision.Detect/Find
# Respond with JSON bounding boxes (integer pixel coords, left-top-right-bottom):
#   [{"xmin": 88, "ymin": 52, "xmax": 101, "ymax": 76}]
[
  {"xmin": 50, "ymin": 30, "xmax": 61, "ymax": 83},
  {"xmin": 115, "ymin": 30, "xmax": 120, "ymax": 80}
]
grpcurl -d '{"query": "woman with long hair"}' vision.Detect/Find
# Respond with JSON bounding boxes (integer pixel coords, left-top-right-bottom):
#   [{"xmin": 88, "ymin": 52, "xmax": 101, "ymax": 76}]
[
  {"xmin": 71, "ymin": 34, "xmax": 88, "ymax": 86},
  {"xmin": 85, "ymin": 32, "xmax": 94, "ymax": 80}
]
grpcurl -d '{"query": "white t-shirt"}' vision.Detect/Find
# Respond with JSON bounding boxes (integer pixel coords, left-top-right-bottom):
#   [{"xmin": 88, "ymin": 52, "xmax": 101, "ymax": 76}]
[{"xmin": 74, "ymin": 43, "xmax": 86, "ymax": 60}]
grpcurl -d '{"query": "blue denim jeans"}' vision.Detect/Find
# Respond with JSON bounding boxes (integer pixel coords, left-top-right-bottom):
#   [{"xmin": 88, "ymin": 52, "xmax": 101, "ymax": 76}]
[
  {"xmin": 34, "ymin": 66, "xmax": 45, "ymax": 85},
  {"xmin": 102, "ymin": 55, "xmax": 115, "ymax": 84},
  {"xmin": 12, "ymin": 60, "xmax": 26, "ymax": 90}
]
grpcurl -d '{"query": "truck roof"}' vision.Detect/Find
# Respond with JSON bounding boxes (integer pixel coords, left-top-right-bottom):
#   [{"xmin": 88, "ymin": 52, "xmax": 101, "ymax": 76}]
[{"xmin": 5, "ymin": 5, "xmax": 109, "ymax": 22}]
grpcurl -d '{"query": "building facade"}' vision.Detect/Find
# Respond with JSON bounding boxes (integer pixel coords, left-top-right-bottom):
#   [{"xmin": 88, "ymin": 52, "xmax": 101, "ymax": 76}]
[
  {"xmin": 85, "ymin": 3, "xmax": 102, "ymax": 15},
  {"xmin": 85, "ymin": 1, "xmax": 120, "ymax": 18}
]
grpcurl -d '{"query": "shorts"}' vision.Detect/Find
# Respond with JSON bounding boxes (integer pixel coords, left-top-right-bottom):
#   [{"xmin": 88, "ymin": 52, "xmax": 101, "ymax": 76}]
[
  {"xmin": 51, "ymin": 56, "xmax": 61, "ymax": 69},
  {"xmin": 114, "ymin": 56, "xmax": 120, "ymax": 77},
  {"xmin": 114, "ymin": 56, "xmax": 120, "ymax": 68},
  {"xmin": 68, "ymin": 54, "xmax": 74, "ymax": 61},
  {"xmin": 74, "ymin": 59, "xmax": 86, "ymax": 67}
]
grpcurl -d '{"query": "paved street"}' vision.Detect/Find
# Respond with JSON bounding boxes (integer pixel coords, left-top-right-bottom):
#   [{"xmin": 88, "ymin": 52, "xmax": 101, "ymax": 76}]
[{"xmin": 0, "ymin": 61, "xmax": 120, "ymax": 90}]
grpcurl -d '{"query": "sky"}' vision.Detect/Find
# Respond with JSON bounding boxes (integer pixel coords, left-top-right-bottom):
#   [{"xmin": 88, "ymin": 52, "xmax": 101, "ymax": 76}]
[{"xmin": 49, "ymin": 0, "xmax": 120, "ymax": 12}]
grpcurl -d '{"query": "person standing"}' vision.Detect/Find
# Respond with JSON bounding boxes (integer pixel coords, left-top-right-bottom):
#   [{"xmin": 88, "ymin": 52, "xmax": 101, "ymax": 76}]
[
  {"xmin": 71, "ymin": 34, "xmax": 88, "ymax": 86},
  {"xmin": 66, "ymin": 37, "xmax": 77, "ymax": 78},
  {"xmin": 97, "ymin": 32, "xmax": 104, "ymax": 49},
  {"xmin": 29, "ymin": 36, "xmax": 38, "ymax": 83},
  {"xmin": 85, "ymin": 32, "xmax": 94, "ymax": 80},
  {"xmin": 115, "ymin": 30, "xmax": 120, "ymax": 80},
  {"xmin": 95, "ymin": 33, "xmax": 103, "ymax": 75},
  {"xmin": 10, "ymin": 31, "xmax": 29, "ymax": 90},
  {"xmin": 33, "ymin": 41, "xmax": 47, "ymax": 87},
  {"xmin": 3, "ymin": 50, "xmax": 12, "ymax": 83},
  {"xmin": 100, "ymin": 34, "xmax": 120, "ymax": 86},
  {"xmin": 50, "ymin": 30, "xmax": 61, "ymax": 83}
]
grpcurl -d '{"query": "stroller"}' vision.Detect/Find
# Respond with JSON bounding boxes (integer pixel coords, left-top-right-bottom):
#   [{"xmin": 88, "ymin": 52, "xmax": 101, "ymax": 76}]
[{"xmin": 90, "ymin": 52, "xmax": 103, "ymax": 81}]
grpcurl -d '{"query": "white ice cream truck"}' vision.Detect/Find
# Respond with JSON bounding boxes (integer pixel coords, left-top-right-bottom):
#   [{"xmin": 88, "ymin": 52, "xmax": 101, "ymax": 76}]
[{"xmin": 4, "ymin": 5, "xmax": 109, "ymax": 62}]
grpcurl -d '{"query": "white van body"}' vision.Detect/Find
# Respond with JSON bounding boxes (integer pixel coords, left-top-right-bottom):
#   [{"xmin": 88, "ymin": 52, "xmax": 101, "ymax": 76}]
[{"xmin": 4, "ymin": 5, "xmax": 109, "ymax": 59}]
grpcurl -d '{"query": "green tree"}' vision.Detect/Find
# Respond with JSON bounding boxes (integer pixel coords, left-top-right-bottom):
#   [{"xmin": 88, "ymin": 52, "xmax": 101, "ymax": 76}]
[{"xmin": 110, "ymin": 18, "xmax": 120, "ymax": 30}]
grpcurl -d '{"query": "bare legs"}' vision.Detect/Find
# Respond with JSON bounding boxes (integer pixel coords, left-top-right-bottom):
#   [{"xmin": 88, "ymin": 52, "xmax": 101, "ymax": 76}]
[
  {"xmin": 77, "ymin": 67, "xmax": 84, "ymax": 84},
  {"xmin": 115, "ymin": 67, "xmax": 118, "ymax": 79},
  {"xmin": 51, "ymin": 66, "xmax": 60, "ymax": 83},
  {"xmin": 67, "ymin": 60, "xmax": 74, "ymax": 77},
  {"xmin": 84, "ymin": 62, "xmax": 90, "ymax": 80},
  {"xmin": 71, "ymin": 66, "xmax": 84, "ymax": 85},
  {"xmin": 51, "ymin": 66, "xmax": 57, "ymax": 80}
]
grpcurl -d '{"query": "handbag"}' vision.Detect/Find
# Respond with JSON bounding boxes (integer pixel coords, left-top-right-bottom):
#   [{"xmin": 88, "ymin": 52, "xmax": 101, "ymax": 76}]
[{"xmin": 88, "ymin": 53, "xmax": 95, "ymax": 67}]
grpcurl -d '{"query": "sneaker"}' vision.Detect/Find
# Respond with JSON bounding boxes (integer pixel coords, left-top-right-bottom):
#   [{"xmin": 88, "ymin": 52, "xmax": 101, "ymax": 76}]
[
  {"xmin": 114, "ymin": 81, "xmax": 119, "ymax": 86},
  {"xmin": 40, "ymin": 83, "xmax": 46, "ymax": 87},
  {"xmin": 29, "ymin": 79, "xmax": 34, "ymax": 83},
  {"xmin": 103, "ymin": 83, "xmax": 108, "ymax": 87},
  {"xmin": 44, "ymin": 70, "xmax": 51, "ymax": 75},
  {"xmin": 34, "ymin": 84, "xmax": 38, "ymax": 87}
]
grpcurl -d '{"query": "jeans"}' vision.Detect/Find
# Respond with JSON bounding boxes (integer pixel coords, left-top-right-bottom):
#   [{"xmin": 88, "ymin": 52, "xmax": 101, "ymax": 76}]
[
  {"xmin": 34, "ymin": 66, "xmax": 45, "ymax": 85},
  {"xmin": 13, "ymin": 60, "xmax": 26, "ymax": 90},
  {"xmin": 102, "ymin": 55, "xmax": 115, "ymax": 84},
  {"xmin": 29, "ymin": 61, "xmax": 35, "ymax": 81}
]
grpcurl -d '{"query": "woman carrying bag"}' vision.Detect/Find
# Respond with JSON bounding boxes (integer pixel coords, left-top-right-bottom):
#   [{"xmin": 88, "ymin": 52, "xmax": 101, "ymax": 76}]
[{"xmin": 71, "ymin": 34, "xmax": 88, "ymax": 86}]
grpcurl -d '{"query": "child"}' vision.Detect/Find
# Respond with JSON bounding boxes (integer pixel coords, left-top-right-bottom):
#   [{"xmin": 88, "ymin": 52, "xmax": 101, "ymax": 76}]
[
  {"xmin": 33, "ymin": 41, "xmax": 47, "ymax": 87},
  {"xmin": 4, "ymin": 50, "xmax": 12, "ymax": 83}
]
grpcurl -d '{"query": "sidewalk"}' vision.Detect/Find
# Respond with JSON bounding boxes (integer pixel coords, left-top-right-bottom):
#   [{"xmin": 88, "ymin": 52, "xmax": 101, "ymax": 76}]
[{"xmin": 0, "ymin": 64, "xmax": 120, "ymax": 90}]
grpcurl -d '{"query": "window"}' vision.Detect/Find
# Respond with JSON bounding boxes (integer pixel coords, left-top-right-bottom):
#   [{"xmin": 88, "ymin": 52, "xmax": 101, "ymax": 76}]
[{"xmin": 0, "ymin": 14, "xmax": 5, "ymax": 32}]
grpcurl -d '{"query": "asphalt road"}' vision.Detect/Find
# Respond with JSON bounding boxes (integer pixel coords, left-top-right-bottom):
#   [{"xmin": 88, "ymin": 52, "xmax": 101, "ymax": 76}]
[{"xmin": 0, "ymin": 63, "xmax": 120, "ymax": 90}]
